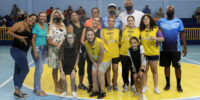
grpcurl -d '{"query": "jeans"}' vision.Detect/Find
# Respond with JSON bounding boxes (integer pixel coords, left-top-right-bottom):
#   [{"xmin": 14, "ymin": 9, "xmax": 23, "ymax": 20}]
[
  {"xmin": 31, "ymin": 46, "xmax": 47, "ymax": 92},
  {"xmin": 10, "ymin": 47, "xmax": 29, "ymax": 90}
]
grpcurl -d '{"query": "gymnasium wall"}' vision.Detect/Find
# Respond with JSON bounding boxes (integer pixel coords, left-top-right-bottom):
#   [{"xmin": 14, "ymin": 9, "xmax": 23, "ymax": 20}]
[{"xmin": 0, "ymin": 0, "xmax": 200, "ymax": 18}]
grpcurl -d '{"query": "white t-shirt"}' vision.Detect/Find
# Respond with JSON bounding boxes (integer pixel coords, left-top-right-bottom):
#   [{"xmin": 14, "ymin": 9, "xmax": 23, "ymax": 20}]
[{"xmin": 118, "ymin": 10, "xmax": 144, "ymax": 28}]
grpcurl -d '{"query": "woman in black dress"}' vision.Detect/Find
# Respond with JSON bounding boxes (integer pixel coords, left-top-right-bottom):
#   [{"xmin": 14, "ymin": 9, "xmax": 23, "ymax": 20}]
[{"xmin": 59, "ymin": 33, "xmax": 79, "ymax": 98}]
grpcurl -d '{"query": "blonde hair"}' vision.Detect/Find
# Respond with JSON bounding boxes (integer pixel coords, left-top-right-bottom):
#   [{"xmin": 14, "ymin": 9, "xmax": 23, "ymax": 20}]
[{"xmin": 49, "ymin": 10, "xmax": 65, "ymax": 30}]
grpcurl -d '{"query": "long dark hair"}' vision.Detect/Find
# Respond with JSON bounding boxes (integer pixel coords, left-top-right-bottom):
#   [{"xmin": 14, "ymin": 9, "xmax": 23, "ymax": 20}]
[
  {"xmin": 69, "ymin": 11, "xmax": 79, "ymax": 24},
  {"xmin": 139, "ymin": 14, "xmax": 157, "ymax": 31},
  {"xmin": 59, "ymin": 32, "xmax": 79, "ymax": 58}
]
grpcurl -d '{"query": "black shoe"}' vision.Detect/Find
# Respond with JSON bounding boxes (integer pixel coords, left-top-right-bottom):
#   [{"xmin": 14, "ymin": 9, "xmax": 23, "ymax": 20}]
[
  {"xmin": 97, "ymin": 91, "xmax": 106, "ymax": 99},
  {"xmin": 90, "ymin": 91, "xmax": 99, "ymax": 97},
  {"xmin": 14, "ymin": 93, "xmax": 25, "ymax": 99},
  {"xmin": 164, "ymin": 85, "xmax": 170, "ymax": 91},
  {"xmin": 87, "ymin": 87, "xmax": 93, "ymax": 93},
  {"xmin": 22, "ymin": 93, "xmax": 29, "ymax": 97},
  {"xmin": 177, "ymin": 85, "xmax": 183, "ymax": 92},
  {"xmin": 78, "ymin": 84, "xmax": 88, "ymax": 90}
]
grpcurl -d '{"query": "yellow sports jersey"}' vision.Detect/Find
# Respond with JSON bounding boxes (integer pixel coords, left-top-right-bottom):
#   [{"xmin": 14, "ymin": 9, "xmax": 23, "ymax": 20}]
[
  {"xmin": 85, "ymin": 38, "xmax": 111, "ymax": 62},
  {"xmin": 140, "ymin": 27, "xmax": 160, "ymax": 56},
  {"xmin": 102, "ymin": 28, "xmax": 120, "ymax": 58},
  {"xmin": 120, "ymin": 27, "xmax": 140, "ymax": 56}
]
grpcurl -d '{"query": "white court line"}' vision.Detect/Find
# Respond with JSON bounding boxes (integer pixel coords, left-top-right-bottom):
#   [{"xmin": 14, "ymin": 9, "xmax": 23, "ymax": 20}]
[
  {"xmin": 162, "ymin": 96, "xmax": 200, "ymax": 100},
  {"xmin": 0, "ymin": 60, "xmax": 34, "ymax": 88},
  {"xmin": 23, "ymin": 84, "xmax": 109, "ymax": 100},
  {"xmin": 182, "ymin": 57, "xmax": 200, "ymax": 65}
]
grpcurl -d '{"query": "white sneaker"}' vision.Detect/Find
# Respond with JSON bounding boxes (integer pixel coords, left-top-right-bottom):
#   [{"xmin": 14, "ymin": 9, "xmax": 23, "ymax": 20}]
[
  {"xmin": 122, "ymin": 85, "xmax": 128, "ymax": 92},
  {"xmin": 154, "ymin": 87, "xmax": 161, "ymax": 94},
  {"xmin": 71, "ymin": 91, "xmax": 77, "ymax": 98},
  {"xmin": 60, "ymin": 91, "xmax": 67, "ymax": 97},
  {"xmin": 142, "ymin": 86, "xmax": 148, "ymax": 93},
  {"xmin": 131, "ymin": 85, "xmax": 136, "ymax": 92},
  {"xmin": 140, "ymin": 94, "xmax": 148, "ymax": 100}
]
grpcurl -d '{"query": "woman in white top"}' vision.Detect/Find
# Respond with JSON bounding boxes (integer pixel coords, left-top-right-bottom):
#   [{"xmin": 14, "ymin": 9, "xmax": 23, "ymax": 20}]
[{"xmin": 47, "ymin": 10, "xmax": 67, "ymax": 93}]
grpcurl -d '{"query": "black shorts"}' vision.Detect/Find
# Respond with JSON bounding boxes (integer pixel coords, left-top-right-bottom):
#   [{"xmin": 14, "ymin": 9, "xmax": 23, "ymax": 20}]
[
  {"xmin": 159, "ymin": 51, "xmax": 181, "ymax": 68},
  {"xmin": 145, "ymin": 55, "xmax": 159, "ymax": 61},
  {"xmin": 112, "ymin": 57, "xmax": 120, "ymax": 64}
]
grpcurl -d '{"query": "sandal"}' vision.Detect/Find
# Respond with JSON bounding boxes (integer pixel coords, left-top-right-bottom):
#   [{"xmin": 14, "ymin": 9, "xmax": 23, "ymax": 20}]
[
  {"xmin": 35, "ymin": 90, "xmax": 47, "ymax": 96},
  {"xmin": 55, "ymin": 88, "xmax": 64, "ymax": 93}
]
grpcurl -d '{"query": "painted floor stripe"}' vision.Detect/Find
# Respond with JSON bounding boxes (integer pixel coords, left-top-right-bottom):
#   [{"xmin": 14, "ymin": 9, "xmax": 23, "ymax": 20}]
[
  {"xmin": 182, "ymin": 57, "xmax": 200, "ymax": 65},
  {"xmin": 0, "ymin": 60, "xmax": 34, "ymax": 88}
]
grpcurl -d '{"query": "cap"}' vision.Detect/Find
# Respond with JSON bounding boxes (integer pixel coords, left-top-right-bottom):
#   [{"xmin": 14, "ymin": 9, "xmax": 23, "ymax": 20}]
[{"xmin": 108, "ymin": 3, "xmax": 117, "ymax": 9}]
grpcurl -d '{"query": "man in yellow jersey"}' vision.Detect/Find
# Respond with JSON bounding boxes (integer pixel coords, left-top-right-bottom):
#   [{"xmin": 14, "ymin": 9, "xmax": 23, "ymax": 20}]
[
  {"xmin": 120, "ymin": 16, "xmax": 140, "ymax": 92},
  {"xmin": 85, "ymin": 28, "xmax": 111, "ymax": 99},
  {"xmin": 102, "ymin": 17, "xmax": 120, "ymax": 91}
]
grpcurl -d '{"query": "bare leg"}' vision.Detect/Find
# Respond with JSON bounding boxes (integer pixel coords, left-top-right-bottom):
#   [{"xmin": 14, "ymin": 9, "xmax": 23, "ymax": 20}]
[
  {"xmin": 112, "ymin": 64, "xmax": 118, "ymax": 86},
  {"xmin": 106, "ymin": 66, "xmax": 111, "ymax": 87},
  {"xmin": 92, "ymin": 69, "xmax": 99, "ymax": 91},
  {"xmin": 70, "ymin": 70, "xmax": 76, "ymax": 91}
]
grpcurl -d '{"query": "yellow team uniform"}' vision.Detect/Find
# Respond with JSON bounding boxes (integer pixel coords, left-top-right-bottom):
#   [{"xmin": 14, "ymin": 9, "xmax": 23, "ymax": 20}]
[
  {"xmin": 120, "ymin": 27, "xmax": 140, "ymax": 56},
  {"xmin": 85, "ymin": 38, "xmax": 111, "ymax": 62},
  {"xmin": 102, "ymin": 28, "xmax": 120, "ymax": 58},
  {"xmin": 140, "ymin": 26, "xmax": 160, "ymax": 56}
]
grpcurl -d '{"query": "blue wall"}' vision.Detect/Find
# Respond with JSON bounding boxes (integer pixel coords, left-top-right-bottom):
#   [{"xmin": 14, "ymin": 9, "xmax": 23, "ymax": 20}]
[{"xmin": 0, "ymin": 0, "xmax": 200, "ymax": 18}]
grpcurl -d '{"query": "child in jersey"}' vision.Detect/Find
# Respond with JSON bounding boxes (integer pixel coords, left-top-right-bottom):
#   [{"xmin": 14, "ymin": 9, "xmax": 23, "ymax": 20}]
[{"xmin": 128, "ymin": 37, "xmax": 147, "ymax": 100}]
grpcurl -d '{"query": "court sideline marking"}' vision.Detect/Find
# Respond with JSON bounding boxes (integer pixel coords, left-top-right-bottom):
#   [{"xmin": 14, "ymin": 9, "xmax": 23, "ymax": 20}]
[{"xmin": 0, "ymin": 60, "xmax": 34, "ymax": 88}]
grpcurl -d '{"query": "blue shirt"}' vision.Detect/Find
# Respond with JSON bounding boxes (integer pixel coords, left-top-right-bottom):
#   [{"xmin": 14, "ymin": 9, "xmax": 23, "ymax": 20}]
[
  {"xmin": 101, "ymin": 16, "xmax": 122, "ymax": 30},
  {"xmin": 32, "ymin": 23, "xmax": 48, "ymax": 47},
  {"xmin": 157, "ymin": 18, "xmax": 184, "ymax": 51},
  {"xmin": 143, "ymin": 8, "xmax": 151, "ymax": 14}
]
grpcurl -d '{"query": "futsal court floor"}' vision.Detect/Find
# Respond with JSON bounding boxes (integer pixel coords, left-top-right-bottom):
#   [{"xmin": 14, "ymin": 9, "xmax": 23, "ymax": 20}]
[{"xmin": 0, "ymin": 45, "xmax": 200, "ymax": 100}]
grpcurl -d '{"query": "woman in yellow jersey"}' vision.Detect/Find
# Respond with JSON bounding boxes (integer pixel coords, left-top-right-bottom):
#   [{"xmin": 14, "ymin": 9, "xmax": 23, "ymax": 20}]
[
  {"xmin": 85, "ymin": 28, "xmax": 111, "ymax": 99},
  {"xmin": 80, "ymin": 16, "xmax": 101, "ymax": 92},
  {"xmin": 139, "ymin": 15, "xmax": 164, "ymax": 94},
  {"xmin": 120, "ymin": 16, "xmax": 140, "ymax": 92},
  {"xmin": 102, "ymin": 17, "xmax": 120, "ymax": 91}
]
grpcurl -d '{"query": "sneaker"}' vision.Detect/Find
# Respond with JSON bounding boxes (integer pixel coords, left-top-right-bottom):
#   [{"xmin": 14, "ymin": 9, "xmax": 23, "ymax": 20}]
[
  {"xmin": 139, "ymin": 94, "xmax": 143, "ymax": 100},
  {"xmin": 164, "ymin": 84, "xmax": 170, "ymax": 91},
  {"xmin": 177, "ymin": 85, "xmax": 183, "ymax": 92},
  {"xmin": 78, "ymin": 84, "xmax": 88, "ymax": 90},
  {"xmin": 113, "ymin": 85, "xmax": 118, "ymax": 91},
  {"xmin": 133, "ymin": 92, "xmax": 138, "ymax": 97},
  {"xmin": 21, "ymin": 92, "xmax": 29, "ymax": 97},
  {"xmin": 142, "ymin": 86, "xmax": 148, "ymax": 93},
  {"xmin": 122, "ymin": 85, "xmax": 128, "ymax": 92},
  {"xmin": 14, "ymin": 93, "xmax": 25, "ymax": 99},
  {"xmin": 71, "ymin": 91, "xmax": 77, "ymax": 98},
  {"xmin": 107, "ymin": 86, "xmax": 112, "ymax": 92},
  {"xmin": 131, "ymin": 85, "xmax": 136, "ymax": 92},
  {"xmin": 60, "ymin": 91, "xmax": 67, "ymax": 97},
  {"xmin": 97, "ymin": 91, "xmax": 106, "ymax": 99},
  {"xmin": 90, "ymin": 91, "xmax": 99, "ymax": 97},
  {"xmin": 139, "ymin": 94, "xmax": 148, "ymax": 100},
  {"xmin": 87, "ymin": 86, "xmax": 93, "ymax": 93},
  {"xmin": 154, "ymin": 87, "xmax": 161, "ymax": 94}
]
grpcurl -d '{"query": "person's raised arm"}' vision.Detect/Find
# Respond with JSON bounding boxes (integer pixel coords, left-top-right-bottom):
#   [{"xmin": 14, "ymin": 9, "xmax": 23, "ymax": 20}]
[
  {"xmin": 80, "ymin": 28, "xmax": 86, "ymax": 46},
  {"xmin": 7, "ymin": 22, "xmax": 28, "ymax": 45}
]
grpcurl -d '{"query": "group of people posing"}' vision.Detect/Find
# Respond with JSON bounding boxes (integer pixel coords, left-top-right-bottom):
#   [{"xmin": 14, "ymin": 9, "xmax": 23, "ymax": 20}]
[{"xmin": 7, "ymin": 0, "xmax": 187, "ymax": 100}]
